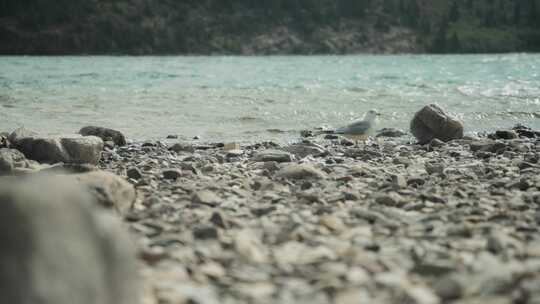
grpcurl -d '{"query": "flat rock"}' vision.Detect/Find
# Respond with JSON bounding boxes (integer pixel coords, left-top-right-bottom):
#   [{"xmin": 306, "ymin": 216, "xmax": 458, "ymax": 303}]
[
  {"xmin": 253, "ymin": 149, "xmax": 293, "ymax": 163},
  {"xmin": 15, "ymin": 135, "xmax": 103, "ymax": 165},
  {"xmin": 169, "ymin": 143, "xmax": 195, "ymax": 153},
  {"xmin": 410, "ymin": 104, "xmax": 463, "ymax": 144},
  {"xmin": 492, "ymin": 130, "xmax": 518, "ymax": 140},
  {"xmin": 284, "ymin": 143, "xmax": 327, "ymax": 158},
  {"xmin": 192, "ymin": 190, "xmax": 220, "ymax": 207},
  {"xmin": 0, "ymin": 175, "xmax": 138, "ymax": 304},
  {"xmin": 79, "ymin": 126, "xmax": 127, "ymax": 146},
  {"xmin": 276, "ymin": 163, "xmax": 326, "ymax": 180}
]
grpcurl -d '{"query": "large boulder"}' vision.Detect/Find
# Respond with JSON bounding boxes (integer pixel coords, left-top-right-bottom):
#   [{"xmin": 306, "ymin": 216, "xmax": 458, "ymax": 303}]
[
  {"xmin": 79, "ymin": 126, "xmax": 127, "ymax": 146},
  {"xmin": 14, "ymin": 134, "xmax": 103, "ymax": 165},
  {"xmin": 0, "ymin": 175, "xmax": 138, "ymax": 304},
  {"xmin": 410, "ymin": 104, "xmax": 463, "ymax": 144}
]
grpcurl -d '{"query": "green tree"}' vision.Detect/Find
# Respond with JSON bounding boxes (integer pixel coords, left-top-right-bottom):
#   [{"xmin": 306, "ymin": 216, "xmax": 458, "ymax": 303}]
[
  {"xmin": 529, "ymin": 0, "xmax": 539, "ymax": 26},
  {"xmin": 448, "ymin": 32, "xmax": 461, "ymax": 52},
  {"xmin": 431, "ymin": 17, "xmax": 449, "ymax": 53},
  {"xmin": 449, "ymin": 1, "xmax": 460, "ymax": 23},
  {"xmin": 514, "ymin": 1, "xmax": 522, "ymax": 25}
]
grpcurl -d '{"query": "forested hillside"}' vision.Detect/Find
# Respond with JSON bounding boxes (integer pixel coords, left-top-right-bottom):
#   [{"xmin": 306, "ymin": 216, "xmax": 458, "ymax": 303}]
[{"xmin": 1, "ymin": 0, "xmax": 539, "ymax": 55}]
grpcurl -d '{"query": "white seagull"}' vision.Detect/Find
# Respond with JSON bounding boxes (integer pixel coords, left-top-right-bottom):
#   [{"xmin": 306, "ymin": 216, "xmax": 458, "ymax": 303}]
[{"xmin": 334, "ymin": 109, "xmax": 380, "ymax": 140}]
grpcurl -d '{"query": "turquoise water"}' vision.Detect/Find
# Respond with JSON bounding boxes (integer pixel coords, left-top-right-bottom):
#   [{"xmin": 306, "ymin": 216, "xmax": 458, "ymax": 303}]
[{"xmin": 1, "ymin": 54, "xmax": 539, "ymax": 142}]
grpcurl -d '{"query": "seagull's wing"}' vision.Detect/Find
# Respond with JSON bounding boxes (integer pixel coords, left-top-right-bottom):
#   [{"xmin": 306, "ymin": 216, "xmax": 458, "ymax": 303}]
[{"xmin": 335, "ymin": 120, "xmax": 372, "ymax": 135}]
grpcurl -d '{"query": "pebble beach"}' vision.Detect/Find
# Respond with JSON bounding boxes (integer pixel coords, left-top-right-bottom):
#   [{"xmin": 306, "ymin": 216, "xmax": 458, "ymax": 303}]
[
  {"xmin": 108, "ymin": 127, "xmax": 540, "ymax": 304},
  {"xmin": 1, "ymin": 109, "xmax": 540, "ymax": 304}
]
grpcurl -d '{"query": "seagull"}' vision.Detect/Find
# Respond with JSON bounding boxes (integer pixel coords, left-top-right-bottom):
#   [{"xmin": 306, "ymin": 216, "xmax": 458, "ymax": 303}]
[{"xmin": 334, "ymin": 109, "xmax": 380, "ymax": 141}]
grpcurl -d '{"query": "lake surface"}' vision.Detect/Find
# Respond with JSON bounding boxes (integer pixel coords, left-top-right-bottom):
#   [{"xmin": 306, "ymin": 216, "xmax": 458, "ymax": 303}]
[{"xmin": 1, "ymin": 54, "xmax": 539, "ymax": 142}]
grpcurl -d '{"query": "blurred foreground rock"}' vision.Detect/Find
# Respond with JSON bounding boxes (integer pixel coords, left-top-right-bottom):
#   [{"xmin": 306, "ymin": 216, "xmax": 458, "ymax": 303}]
[
  {"xmin": 0, "ymin": 175, "xmax": 138, "ymax": 304},
  {"xmin": 410, "ymin": 104, "xmax": 463, "ymax": 144},
  {"xmin": 73, "ymin": 171, "xmax": 136, "ymax": 215}
]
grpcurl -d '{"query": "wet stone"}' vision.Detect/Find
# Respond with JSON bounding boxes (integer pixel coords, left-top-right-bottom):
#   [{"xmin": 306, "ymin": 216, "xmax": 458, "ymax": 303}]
[
  {"xmin": 126, "ymin": 167, "xmax": 143, "ymax": 180},
  {"xmin": 493, "ymin": 130, "xmax": 519, "ymax": 140},
  {"xmin": 162, "ymin": 169, "xmax": 181, "ymax": 180},
  {"xmin": 193, "ymin": 225, "xmax": 219, "ymax": 240}
]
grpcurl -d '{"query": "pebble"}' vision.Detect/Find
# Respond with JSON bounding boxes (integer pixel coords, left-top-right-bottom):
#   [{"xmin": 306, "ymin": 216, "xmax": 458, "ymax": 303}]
[
  {"xmin": 433, "ymin": 276, "xmax": 463, "ymax": 300},
  {"xmin": 253, "ymin": 149, "xmax": 293, "ymax": 163},
  {"xmin": 275, "ymin": 163, "xmax": 326, "ymax": 180},
  {"xmin": 192, "ymin": 190, "xmax": 220, "ymax": 207},
  {"xmin": 126, "ymin": 167, "xmax": 143, "ymax": 180},
  {"xmin": 162, "ymin": 169, "xmax": 181, "ymax": 180}
]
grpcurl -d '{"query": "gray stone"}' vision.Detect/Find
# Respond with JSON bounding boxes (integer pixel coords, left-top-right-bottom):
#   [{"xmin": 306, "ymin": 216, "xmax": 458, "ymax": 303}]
[
  {"xmin": 79, "ymin": 126, "xmax": 127, "ymax": 146},
  {"xmin": 470, "ymin": 139, "xmax": 497, "ymax": 152},
  {"xmin": 163, "ymin": 169, "xmax": 182, "ymax": 180},
  {"xmin": 193, "ymin": 225, "xmax": 219, "ymax": 240},
  {"xmin": 126, "ymin": 167, "xmax": 143, "ymax": 180},
  {"xmin": 192, "ymin": 190, "xmax": 220, "ymax": 207},
  {"xmin": 493, "ymin": 130, "xmax": 519, "ymax": 140},
  {"xmin": 61, "ymin": 136, "xmax": 104, "ymax": 164},
  {"xmin": 210, "ymin": 211, "xmax": 229, "ymax": 229},
  {"xmin": 425, "ymin": 162, "xmax": 445, "ymax": 175},
  {"xmin": 0, "ymin": 175, "xmax": 138, "ymax": 304},
  {"xmin": 285, "ymin": 143, "xmax": 327, "ymax": 158},
  {"xmin": 253, "ymin": 149, "xmax": 293, "ymax": 163},
  {"xmin": 410, "ymin": 104, "xmax": 464, "ymax": 144},
  {"xmin": 376, "ymin": 128, "xmax": 407, "ymax": 138},
  {"xmin": 433, "ymin": 276, "xmax": 463, "ymax": 301},
  {"xmin": 375, "ymin": 193, "xmax": 404, "ymax": 207},
  {"xmin": 169, "ymin": 143, "xmax": 195, "ymax": 153},
  {"xmin": 391, "ymin": 174, "xmax": 407, "ymax": 189},
  {"xmin": 276, "ymin": 163, "xmax": 326, "ymax": 180},
  {"xmin": 15, "ymin": 135, "xmax": 103, "ymax": 165},
  {"xmin": 429, "ymin": 138, "xmax": 446, "ymax": 148}
]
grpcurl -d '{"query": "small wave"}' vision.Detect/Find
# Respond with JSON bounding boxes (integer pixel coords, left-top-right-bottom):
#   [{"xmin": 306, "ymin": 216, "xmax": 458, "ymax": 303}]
[
  {"xmin": 505, "ymin": 111, "xmax": 540, "ymax": 118},
  {"xmin": 375, "ymin": 74, "xmax": 400, "ymax": 80},
  {"xmin": 137, "ymin": 72, "xmax": 180, "ymax": 79},
  {"xmin": 74, "ymin": 73, "xmax": 99, "ymax": 78}
]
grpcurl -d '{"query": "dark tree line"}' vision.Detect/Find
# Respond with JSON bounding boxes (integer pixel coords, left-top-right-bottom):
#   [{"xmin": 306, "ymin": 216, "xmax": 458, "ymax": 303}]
[{"xmin": 1, "ymin": 0, "xmax": 539, "ymax": 54}]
